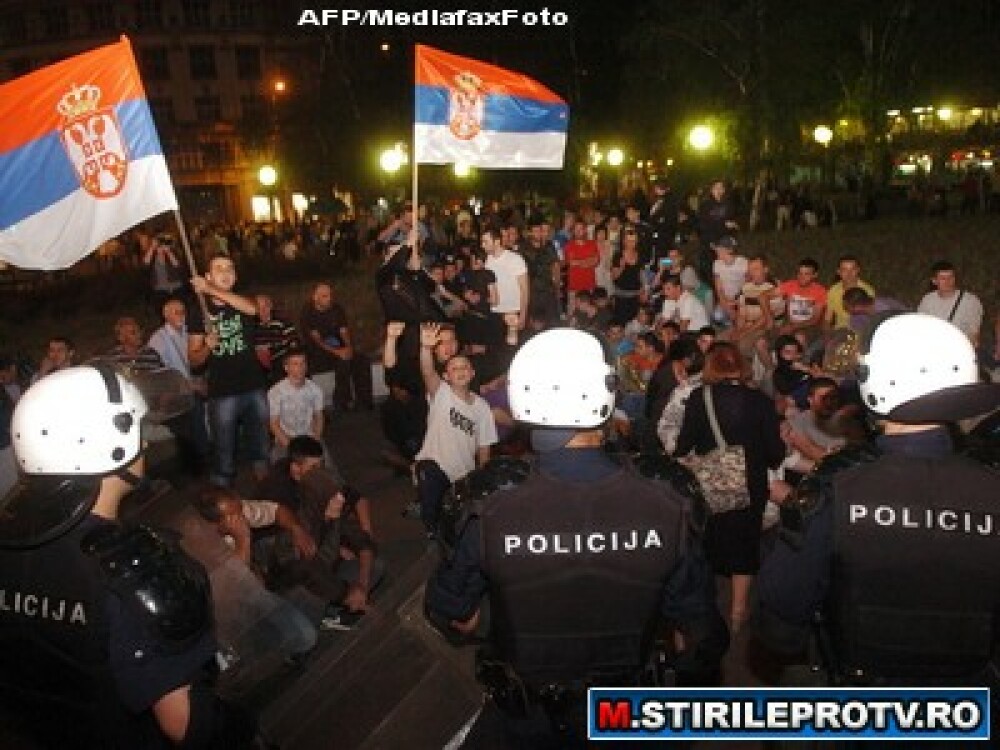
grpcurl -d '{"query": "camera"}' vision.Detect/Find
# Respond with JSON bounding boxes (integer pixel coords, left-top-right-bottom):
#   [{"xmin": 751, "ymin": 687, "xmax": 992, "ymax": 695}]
[{"xmin": 659, "ymin": 258, "xmax": 673, "ymax": 268}]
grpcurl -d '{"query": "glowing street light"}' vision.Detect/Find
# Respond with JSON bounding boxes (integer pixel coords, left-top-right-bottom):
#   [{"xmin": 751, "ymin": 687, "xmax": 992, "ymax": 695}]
[
  {"xmin": 607, "ymin": 147, "xmax": 624, "ymax": 167},
  {"xmin": 273, "ymin": 79, "xmax": 287, "ymax": 95},
  {"xmin": 936, "ymin": 107, "xmax": 953, "ymax": 121},
  {"xmin": 688, "ymin": 125, "xmax": 714, "ymax": 151},
  {"xmin": 258, "ymin": 164, "xmax": 277, "ymax": 187},
  {"xmin": 380, "ymin": 147, "xmax": 404, "ymax": 174},
  {"xmin": 453, "ymin": 162, "xmax": 471, "ymax": 178},
  {"xmin": 813, "ymin": 125, "xmax": 833, "ymax": 147}
]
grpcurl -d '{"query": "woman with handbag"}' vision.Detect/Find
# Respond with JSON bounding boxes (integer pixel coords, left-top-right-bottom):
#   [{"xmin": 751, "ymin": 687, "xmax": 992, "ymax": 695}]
[{"xmin": 674, "ymin": 342, "xmax": 785, "ymax": 632}]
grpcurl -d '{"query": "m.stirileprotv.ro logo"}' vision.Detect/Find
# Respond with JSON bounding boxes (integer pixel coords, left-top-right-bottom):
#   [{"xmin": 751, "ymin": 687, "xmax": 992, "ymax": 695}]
[{"xmin": 297, "ymin": 8, "xmax": 570, "ymax": 27}]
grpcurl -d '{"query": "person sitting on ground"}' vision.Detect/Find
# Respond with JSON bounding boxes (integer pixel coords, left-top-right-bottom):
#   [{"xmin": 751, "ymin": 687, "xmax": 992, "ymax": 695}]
[
  {"xmin": 842, "ymin": 286, "xmax": 908, "ymax": 334},
  {"xmin": 254, "ymin": 436, "xmax": 380, "ymax": 628},
  {"xmin": 255, "ymin": 293, "xmax": 301, "ymax": 386},
  {"xmin": 104, "ymin": 316, "xmax": 164, "ymax": 370},
  {"xmin": 268, "ymin": 350, "xmax": 325, "ymax": 464},
  {"xmin": 771, "ymin": 335, "xmax": 820, "ymax": 416},
  {"xmin": 776, "ymin": 257, "xmax": 828, "ymax": 357}
]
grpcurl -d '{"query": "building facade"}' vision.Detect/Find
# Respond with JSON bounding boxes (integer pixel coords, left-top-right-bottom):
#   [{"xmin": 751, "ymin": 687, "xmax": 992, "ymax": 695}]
[{"xmin": 0, "ymin": 0, "xmax": 320, "ymax": 223}]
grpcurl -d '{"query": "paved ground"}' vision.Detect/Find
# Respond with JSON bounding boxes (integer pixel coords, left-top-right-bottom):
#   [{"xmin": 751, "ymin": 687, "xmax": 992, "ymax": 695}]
[{"xmin": 140, "ymin": 406, "xmax": 775, "ymax": 748}]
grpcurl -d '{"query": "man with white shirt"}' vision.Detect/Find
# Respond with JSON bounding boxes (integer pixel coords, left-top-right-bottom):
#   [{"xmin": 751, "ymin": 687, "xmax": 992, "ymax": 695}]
[
  {"xmin": 917, "ymin": 260, "xmax": 984, "ymax": 346},
  {"xmin": 148, "ymin": 296, "xmax": 210, "ymax": 476},
  {"xmin": 658, "ymin": 273, "xmax": 710, "ymax": 332},
  {"xmin": 711, "ymin": 235, "xmax": 748, "ymax": 327},
  {"xmin": 483, "ymin": 226, "xmax": 530, "ymax": 331}
]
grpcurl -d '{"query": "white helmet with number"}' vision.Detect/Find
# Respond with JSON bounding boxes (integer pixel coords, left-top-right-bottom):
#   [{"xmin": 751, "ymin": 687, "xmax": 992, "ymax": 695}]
[
  {"xmin": 507, "ymin": 328, "xmax": 616, "ymax": 428},
  {"xmin": 12, "ymin": 364, "xmax": 148, "ymax": 476},
  {"xmin": 858, "ymin": 312, "xmax": 1000, "ymax": 423}
]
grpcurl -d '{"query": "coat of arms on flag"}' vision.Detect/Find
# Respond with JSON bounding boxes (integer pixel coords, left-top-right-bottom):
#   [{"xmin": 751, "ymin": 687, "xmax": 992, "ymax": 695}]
[
  {"xmin": 58, "ymin": 83, "xmax": 128, "ymax": 199},
  {"xmin": 448, "ymin": 71, "xmax": 485, "ymax": 141}
]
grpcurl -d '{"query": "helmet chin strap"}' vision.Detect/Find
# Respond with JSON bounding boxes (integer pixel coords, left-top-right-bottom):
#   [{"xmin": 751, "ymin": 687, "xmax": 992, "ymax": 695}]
[{"xmin": 114, "ymin": 467, "xmax": 143, "ymax": 487}]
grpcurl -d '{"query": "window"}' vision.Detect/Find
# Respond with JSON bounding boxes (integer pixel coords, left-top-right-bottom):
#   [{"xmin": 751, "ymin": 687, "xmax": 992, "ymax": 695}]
[
  {"xmin": 194, "ymin": 95, "xmax": 221, "ymax": 122},
  {"xmin": 86, "ymin": 3, "xmax": 115, "ymax": 33},
  {"xmin": 182, "ymin": 0, "xmax": 210, "ymax": 28},
  {"xmin": 189, "ymin": 46, "xmax": 216, "ymax": 80},
  {"xmin": 140, "ymin": 47, "xmax": 170, "ymax": 81},
  {"xmin": 136, "ymin": 0, "xmax": 163, "ymax": 30},
  {"xmin": 148, "ymin": 96, "xmax": 175, "ymax": 125},
  {"xmin": 234, "ymin": 45, "xmax": 261, "ymax": 80},
  {"xmin": 228, "ymin": 0, "xmax": 255, "ymax": 28},
  {"xmin": 200, "ymin": 142, "xmax": 234, "ymax": 167},
  {"xmin": 40, "ymin": 6, "xmax": 69, "ymax": 37}
]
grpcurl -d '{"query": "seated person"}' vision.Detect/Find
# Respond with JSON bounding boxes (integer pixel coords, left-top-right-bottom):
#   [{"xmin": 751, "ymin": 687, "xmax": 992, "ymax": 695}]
[
  {"xmin": 268, "ymin": 350, "xmax": 325, "ymax": 463},
  {"xmin": 254, "ymin": 436, "xmax": 382, "ymax": 627},
  {"xmin": 771, "ymin": 335, "xmax": 817, "ymax": 415}
]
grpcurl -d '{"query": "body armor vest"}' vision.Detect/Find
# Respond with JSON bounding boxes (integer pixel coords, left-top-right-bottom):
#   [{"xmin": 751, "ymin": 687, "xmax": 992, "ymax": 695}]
[
  {"xmin": 480, "ymin": 464, "xmax": 686, "ymax": 685},
  {"xmin": 831, "ymin": 452, "xmax": 1000, "ymax": 681}
]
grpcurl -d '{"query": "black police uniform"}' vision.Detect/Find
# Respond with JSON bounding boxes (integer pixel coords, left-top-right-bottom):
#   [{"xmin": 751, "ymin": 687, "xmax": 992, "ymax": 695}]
[
  {"xmin": 757, "ymin": 428, "xmax": 1000, "ymax": 684},
  {"xmin": 426, "ymin": 446, "xmax": 728, "ymax": 748},
  {"xmin": 0, "ymin": 487, "xmax": 254, "ymax": 749}
]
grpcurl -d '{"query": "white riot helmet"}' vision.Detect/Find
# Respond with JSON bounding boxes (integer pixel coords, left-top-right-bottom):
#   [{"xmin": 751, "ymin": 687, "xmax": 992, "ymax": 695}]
[
  {"xmin": 12, "ymin": 364, "xmax": 148, "ymax": 476},
  {"xmin": 508, "ymin": 328, "xmax": 616, "ymax": 429},
  {"xmin": 858, "ymin": 312, "xmax": 1000, "ymax": 423}
]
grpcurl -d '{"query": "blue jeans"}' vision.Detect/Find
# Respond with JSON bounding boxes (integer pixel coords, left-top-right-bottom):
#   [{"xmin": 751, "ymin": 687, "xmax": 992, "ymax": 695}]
[
  {"xmin": 415, "ymin": 459, "xmax": 452, "ymax": 533},
  {"xmin": 208, "ymin": 389, "xmax": 269, "ymax": 487}
]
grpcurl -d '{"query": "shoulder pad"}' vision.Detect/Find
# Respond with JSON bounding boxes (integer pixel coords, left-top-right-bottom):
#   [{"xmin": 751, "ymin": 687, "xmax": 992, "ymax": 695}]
[
  {"xmin": 82, "ymin": 524, "xmax": 212, "ymax": 651},
  {"xmin": 784, "ymin": 442, "xmax": 881, "ymax": 527},
  {"xmin": 633, "ymin": 452, "xmax": 708, "ymax": 536},
  {"xmin": 439, "ymin": 458, "xmax": 531, "ymax": 550}
]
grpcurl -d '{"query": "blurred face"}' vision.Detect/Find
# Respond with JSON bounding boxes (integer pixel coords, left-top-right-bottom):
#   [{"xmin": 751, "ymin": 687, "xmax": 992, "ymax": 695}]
[
  {"xmin": 163, "ymin": 300, "xmax": 186, "ymax": 329},
  {"xmin": 779, "ymin": 343, "xmax": 803, "ymax": 363},
  {"xmin": 809, "ymin": 385, "xmax": 840, "ymax": 418},
  {"xmin": 501, "ymin": 226, "xmax": 517, "ymax": 247},
  {"xmin": 796, "ymin": 265, "xmax": 818, "ymax": 286},
  {"xmin": 429, "ymin": 267, "xmax": 444, "ymax": 284},
  {"xmin": 283, "ymin": 354, "xmax": 308, "ymax": 382},
  {"xmin": 481, "ymin": 233, "xmax": 500, "ymax": 255},
  {"xmin": 623, "ymin": 230, "xmax": 638, "ymax": 250},
  {"xmin": 573, "ymin": 221, "xmax": 587, "ymax": 240},
  {"xmin": 290, "ymin": 455, "xmax": 323, "ymax": 480},
  {"xmin": 530, "ymin": 225, "xmax": 545, "ymax": 244},
  {"xmin": 668, "ymin": 248, "xmax": 683, "ymax": 266},
  {"xmin": 435, "ymin": 328, "xmax": 459, "ymax": 361},
  {"xmin": 443, "ymin": 355, "xmax": 474, "ymax": 387},
  {"xmin": 444, "ymin": 263, "xmax": 458, "ymax": 280},
  {"xmin": 710, "ymin": 181, "xmax": 725, "ymax": 200},
  {"xmin": 697, "ymin": 332, "xmax": 715, "ymax": 353},
  {"xmin": 837, "ymin": 260, "xmax": 861, "ymax": 285},
  {"xmin": 207, "ymin": 257, "xmax": 237, "ymax": 291},
  {"xmin": 663, "ymin": 281, "xmax": 682, "ymax": 301},
  {"xmin": 116, "ymin": 320, "xmax": 142, "ymax": 350},
  {"xmin": 634, "ymin": 338, "xmax": 652, "ymax": 358},
  {"xmin": 933, "ymin": 269, "xmax": 957, "ymax": 294},
  {"xmin": 47, "ymin": 340, "xmax": 73, "ymax": 368},
  {"xmin": 659, "ymin": 325, "xmax": 679, "ymax": 346},
  {"xmin": 747, "ymin": 259, "xmax": 767, "ymax": 283},
  {"xmin": 312, "ymin": 284, "xmax": 333, "ymax": 311}
]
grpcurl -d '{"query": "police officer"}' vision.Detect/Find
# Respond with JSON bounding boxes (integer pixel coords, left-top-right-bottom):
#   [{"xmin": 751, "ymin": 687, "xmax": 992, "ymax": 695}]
[
  {"xmin": 0, "ymin": 364, "xmax": 256, "ymax": 748},
  {"xmin": 425, "ymin": 328, "xmax": 729, "ymax": 748},
  {"xmin": 756, "ymin": 313, "xmax": 1000, "ymax": 684}
]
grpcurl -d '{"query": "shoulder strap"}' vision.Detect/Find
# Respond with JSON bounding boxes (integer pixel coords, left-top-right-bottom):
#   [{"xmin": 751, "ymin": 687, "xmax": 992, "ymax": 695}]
[
  {"xmin": 703, "ymin": 386, "xmax": 728, "ymax": 449},
  {"xmin": 948, "ymin": 290, "xmax": 965, "ymax": 322}
]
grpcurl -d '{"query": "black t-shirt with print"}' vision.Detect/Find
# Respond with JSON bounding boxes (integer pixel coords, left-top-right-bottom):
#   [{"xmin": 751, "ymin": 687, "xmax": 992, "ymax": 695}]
[{"xmin": 188, "ymin": 301, "xmax": 266, "ymax": 397}]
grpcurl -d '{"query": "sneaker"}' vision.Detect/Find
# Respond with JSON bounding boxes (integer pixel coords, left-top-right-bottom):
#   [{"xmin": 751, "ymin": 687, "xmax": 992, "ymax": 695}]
[
  {"xmin": 320, "ymin": 606, "xmax": 364, "ymax": 632},
  {"xmin": 402, "ymin": 500, "xmax": 422, "ymax": 519}
]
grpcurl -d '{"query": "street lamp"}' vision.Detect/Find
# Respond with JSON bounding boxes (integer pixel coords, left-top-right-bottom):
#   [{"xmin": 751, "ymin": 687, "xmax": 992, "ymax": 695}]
[
  {"xmin": 258, "ymin": 165, "xmax": 278, "ymax": 221},
  {"xmin": 813, "ymin": 125, "xmax": 833, "ymax": 147},
  {"xmin": 453, "ymin": 162, "xmax": 471, "ymax": 178},
  {"xmin": 380, "ymin": 148, "xmax": 403, "ymax": 174},
  {"xmin": 607, "ymin": 147, "xmax": 624, "ymax": 167},
  {"xmin": 688, "ymin": 125, "xmax": 714, "ymax": 151}
]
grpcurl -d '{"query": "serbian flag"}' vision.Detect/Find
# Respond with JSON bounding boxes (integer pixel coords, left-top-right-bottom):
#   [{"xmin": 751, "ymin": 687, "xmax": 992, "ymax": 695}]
[
  {"xmin": 0, "ymin": 37, "xmax": 177, "ymax": 270},
  {"xmin": 414, "ymin": 45, "xmax": 568, "ymax": 169}
]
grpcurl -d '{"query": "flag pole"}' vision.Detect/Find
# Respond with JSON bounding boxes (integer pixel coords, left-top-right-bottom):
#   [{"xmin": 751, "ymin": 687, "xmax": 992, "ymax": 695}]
[{"xmin": 171, "ymin": 209, "xmax": 213, "ymax": 330}]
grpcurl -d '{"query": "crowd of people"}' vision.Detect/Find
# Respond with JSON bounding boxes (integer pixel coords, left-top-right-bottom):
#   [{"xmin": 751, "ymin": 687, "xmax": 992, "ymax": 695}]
[{"xmin": 2, "ymin": 175, "xmax": 999, "ymax": 748}]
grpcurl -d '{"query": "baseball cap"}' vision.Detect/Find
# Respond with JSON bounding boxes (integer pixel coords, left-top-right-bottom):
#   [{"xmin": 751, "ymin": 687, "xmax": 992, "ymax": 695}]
[{"xmin": 713, "ymin": 235, "xmax": 738, "ymax": 249}]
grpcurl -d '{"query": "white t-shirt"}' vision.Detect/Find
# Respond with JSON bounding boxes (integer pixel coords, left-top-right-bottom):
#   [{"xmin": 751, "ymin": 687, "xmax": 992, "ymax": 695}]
[
  {"xmin": 917, "ymin": 289, "xmax": 984, "ymax": 341},
  {"xmin": 416, "ymin": 382, "xmax": 498, "ymax": 482},
  {"xmin": 660, "ymin": 291, "xmax": 710, "ymax": 330},
  {"xmin": 485, "ymin": 248, "xmax": 528, "ymax": 314},
  {"xmin": 268, "ymin": 377, "xmax": 324, "ymax": 438},
  {"xmin": 713, "ymin": 255, "xmax": 749, "ymax": 301}
]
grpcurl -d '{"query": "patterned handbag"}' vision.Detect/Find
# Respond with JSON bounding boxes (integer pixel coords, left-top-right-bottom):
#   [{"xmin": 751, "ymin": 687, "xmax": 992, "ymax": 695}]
[{"xmin": 679, "ymin": 386, "xmax": 750, "ymax": 515}]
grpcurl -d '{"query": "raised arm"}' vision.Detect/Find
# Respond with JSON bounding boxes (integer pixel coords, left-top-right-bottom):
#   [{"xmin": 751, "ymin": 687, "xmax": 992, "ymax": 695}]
[{"xmin": 419, "ymin": 322, "xmax": 444, "ymax": 397}]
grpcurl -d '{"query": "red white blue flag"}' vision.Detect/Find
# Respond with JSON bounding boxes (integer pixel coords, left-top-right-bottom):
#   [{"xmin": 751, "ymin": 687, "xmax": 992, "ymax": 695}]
[
  {"xmin": 0, "ymin": 37, "xmax": 177, "ymax": 270},
  {"xmin": 414, "ymin": 45, "xmax": 568, "ymax": 169}
]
